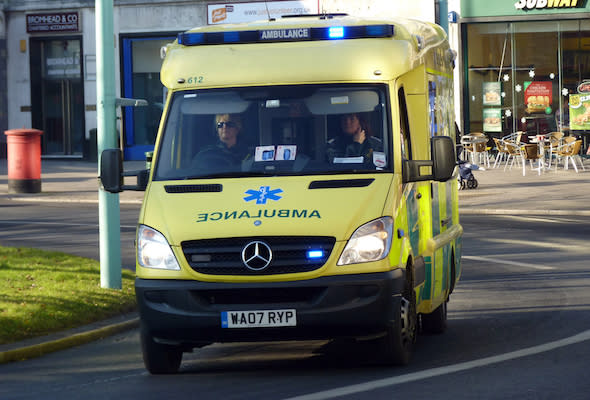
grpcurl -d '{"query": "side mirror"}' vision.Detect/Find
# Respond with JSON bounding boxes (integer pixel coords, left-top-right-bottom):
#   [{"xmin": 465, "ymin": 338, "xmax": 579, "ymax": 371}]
[
  {"xmin": 100, "ymin": 149, "xmax": 123, "ymax": 193},
  {"xmin": 100, "ymin": 148, "xmax": 149, "ymax": 193},
  {"xmin": 402, "ymin": 136, "xmax": 456, "ymax": 183},
  {"xmin": 431, "ymin": 136, "xmax": 457, "ymax": 181}
]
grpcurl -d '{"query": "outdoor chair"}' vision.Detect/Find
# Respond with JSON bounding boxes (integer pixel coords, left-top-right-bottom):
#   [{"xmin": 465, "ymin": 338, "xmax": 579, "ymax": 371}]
[
  {"xmin": 502, "ymin": 131, "xmax": 523, "ymax": 144},
  {"xmin": 465, "ymin": 132, "xmax": 490, "ymax": 167},
  {"xmin": 520, "ymin": 143, "xmax": 543, "ymax": 176},
  {"xmin": 554, "ymin": 139, "xmax": 585, "ymax": 173},
  {"xmin": 545, "ymin": 131, "xmax": 564, "ymax": 169},
  {"xmin": 503, "ymin": 140, "xmax": 523, "ymax": 171},
  {"xmin": 492, "ymin": 137, "xmax": 509, "ymax": 168}
]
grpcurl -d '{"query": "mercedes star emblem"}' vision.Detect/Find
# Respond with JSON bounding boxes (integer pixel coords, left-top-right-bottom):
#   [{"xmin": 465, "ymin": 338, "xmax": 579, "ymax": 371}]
[{"xmin": 241, "ymin": 241, "xmax": 273, "ymax": 271}]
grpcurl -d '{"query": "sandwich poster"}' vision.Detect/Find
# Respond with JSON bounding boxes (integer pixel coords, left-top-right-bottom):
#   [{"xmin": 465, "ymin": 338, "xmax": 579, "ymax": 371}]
[
  {"xmin": 483, "ymin": 82, "xmax": 501, "ymax": 106},
  {"xmin": 569, "ymin": 94, "xmax": 590, "ymax": 130},
  {"xmin": 524, "ymin": 81, "xmax": 552, "ymax": 114},
  {"xmin": 483, "ymin": 108, "xmax": 502, "ymax": 132}
]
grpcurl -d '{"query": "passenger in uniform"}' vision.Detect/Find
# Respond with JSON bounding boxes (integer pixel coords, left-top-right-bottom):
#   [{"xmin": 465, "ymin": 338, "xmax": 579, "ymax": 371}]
[
  {"xmin": 193, "ymin": 113, "xmax": 250, "ymax": 170},
  {"xmin": 326, "ymin": 113, "xmax": 382, "ymax": 164}
]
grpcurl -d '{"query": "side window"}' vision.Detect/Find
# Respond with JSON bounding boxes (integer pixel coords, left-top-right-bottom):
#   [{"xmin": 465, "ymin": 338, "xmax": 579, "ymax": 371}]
[{"xmin": 398, "ymin": 88, "xmax": 412, "ymax": 160}]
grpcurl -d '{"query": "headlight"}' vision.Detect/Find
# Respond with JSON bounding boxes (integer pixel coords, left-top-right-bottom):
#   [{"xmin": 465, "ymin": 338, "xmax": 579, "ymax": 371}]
[
  {"xmin": 337, "ymin": 217, "xmax": 393, "ymax": 266},
  {"xmin": 137, "ymin": 225, "xmax": 181, "ymax": 270}
]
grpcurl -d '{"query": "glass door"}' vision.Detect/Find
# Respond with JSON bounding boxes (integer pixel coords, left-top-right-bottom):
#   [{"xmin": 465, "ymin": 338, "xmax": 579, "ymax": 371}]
[
  {"xmin": 513, "ymin": 21, "xmax": 559, "ymax": 140},
  {"xmin": 30, "ymin": 38, "xmax": 85, "ymax": 157}
]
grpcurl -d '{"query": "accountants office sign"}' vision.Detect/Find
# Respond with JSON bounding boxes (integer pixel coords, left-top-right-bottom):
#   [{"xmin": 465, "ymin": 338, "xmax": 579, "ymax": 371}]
[{"xmin": 26, "ymin": 12, "xmax": 80, "ymax": 33}]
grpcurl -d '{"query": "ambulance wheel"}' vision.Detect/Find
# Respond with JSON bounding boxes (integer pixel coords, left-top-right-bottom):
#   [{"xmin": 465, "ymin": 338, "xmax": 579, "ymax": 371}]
[
  {"xmin": 378, "ymin": 272, "xmax": 417, "ymax": 365},
  {"xmin": 140, "ymin": 324, "xmax": 183, "ymax": 374},
  {"xmin": 421, "ymin": 300, "xmax": 447, "ymax": 334}
]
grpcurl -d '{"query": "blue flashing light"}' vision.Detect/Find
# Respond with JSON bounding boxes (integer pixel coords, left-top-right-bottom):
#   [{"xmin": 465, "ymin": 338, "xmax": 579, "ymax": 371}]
[
  {"xmin": 328, "ymin": 26, "xmax": 345, "ymax": 39},
  {"xmin": 224, "ymin": 31, "xmax": 240, "ymax": 43},
  {"xmin": 307, "ymin": 250, "xmax": 324, "ymax": 259},
  {"xmin": 179, "ymin": 32, "xmax": 204, "ymax": 45},
  {"xmin": 366, "ymin": 25, "xmax": 388, "ymax": 36}
]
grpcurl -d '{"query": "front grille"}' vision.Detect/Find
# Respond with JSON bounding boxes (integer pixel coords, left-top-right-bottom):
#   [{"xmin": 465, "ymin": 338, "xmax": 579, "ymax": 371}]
[
  {"xmin": 194, "ymin": 287, "xmax": 326, "ymax": 305},
  {"xmin": 181, "ymin": 236, "xmax": 335, "ymax": 275}
]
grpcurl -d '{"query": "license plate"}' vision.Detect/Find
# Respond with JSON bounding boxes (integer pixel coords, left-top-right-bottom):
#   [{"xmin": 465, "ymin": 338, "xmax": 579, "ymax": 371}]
[{"xmin": 221, "ymin": 309, "xmax": 297, "ymax": 328}]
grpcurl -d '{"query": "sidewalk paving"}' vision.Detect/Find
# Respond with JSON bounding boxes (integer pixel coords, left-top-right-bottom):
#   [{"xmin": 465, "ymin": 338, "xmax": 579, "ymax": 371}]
[
  {"xmin": 458, "ymin": 159, "xmax": 590, "ymax": 215},
  {"xmin": 0, "ymin": 159, "xmax": 145, "ymax": 204},
  {"xmin": 1, "ymin": 156, "xmax": 589, "ymax": 363}
]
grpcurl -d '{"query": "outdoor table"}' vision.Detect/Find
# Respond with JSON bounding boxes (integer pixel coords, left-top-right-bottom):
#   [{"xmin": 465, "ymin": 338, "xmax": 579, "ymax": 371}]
[
  {"xmin": 460, "ymin": 134, "xmax": 487, "ymax": 164},
  {"xmin": 529, "ymin": 135, "xmax": 552, "ymax": 169}
]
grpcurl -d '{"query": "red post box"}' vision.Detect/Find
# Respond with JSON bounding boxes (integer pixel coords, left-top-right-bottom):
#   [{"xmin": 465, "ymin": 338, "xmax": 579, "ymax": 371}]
[{"xmin": 4, "ymin": 128, "xmax": 43, "ymax": 193}]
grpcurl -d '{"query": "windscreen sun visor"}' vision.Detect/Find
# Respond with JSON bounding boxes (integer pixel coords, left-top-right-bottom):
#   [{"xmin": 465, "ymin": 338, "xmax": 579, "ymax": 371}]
[
  {"xmin": 180, "ymin": 92, "xmax": 251, "ymax": 115},
  {"xmin": 305, "ymin": 89, "xmax": 380, "ymax": 115}
]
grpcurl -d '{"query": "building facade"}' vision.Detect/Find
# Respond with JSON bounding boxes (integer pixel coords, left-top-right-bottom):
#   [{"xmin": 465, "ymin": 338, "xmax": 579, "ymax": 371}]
[
  {"xmin": 457, "ymin": 0, "xmax": 590, "ymax": 142},
  {"xmin": 0, "ymin": 0, "xmax": 445, "ymax": 160}
]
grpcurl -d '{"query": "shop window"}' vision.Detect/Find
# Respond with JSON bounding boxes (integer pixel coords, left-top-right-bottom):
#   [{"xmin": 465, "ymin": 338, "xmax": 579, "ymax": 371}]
[
  {"xmin": 514, "ymin": 22, "xmax": 559, "ymax": 138},
  {"xmin": 466, "ymin": 20, "xmax": 590, "ymax": 143}
]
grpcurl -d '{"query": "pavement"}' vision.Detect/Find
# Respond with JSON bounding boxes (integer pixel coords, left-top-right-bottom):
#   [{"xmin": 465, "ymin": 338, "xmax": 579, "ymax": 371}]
[{"xmin": 0, "ymin": 156, "xmax": 589, "ymax": 363}]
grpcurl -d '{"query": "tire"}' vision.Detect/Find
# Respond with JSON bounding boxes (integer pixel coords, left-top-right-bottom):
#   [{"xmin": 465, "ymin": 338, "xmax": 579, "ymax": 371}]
[
  {"xmin": 378, "ymin": 278, "xmax": 417, "ymax": 365},
  {"xmin": 140, "ymin": 325, "xmax": 183, "ymax": 374},
  {"xmin": 421, "ymin": 300, "xmax": 447, "ymax": 334}
]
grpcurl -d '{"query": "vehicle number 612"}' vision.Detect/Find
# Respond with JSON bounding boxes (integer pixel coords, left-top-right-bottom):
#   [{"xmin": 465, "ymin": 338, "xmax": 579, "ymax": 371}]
[{"xmin": 187, "ymin": 76, "xmax": 204, "ymax": 84}]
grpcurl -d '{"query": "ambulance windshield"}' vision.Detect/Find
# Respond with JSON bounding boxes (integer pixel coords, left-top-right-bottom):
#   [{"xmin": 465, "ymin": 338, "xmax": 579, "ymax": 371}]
[{"xmin": 154, "ymin": 84, "xmax": 391, "ymax": 180}]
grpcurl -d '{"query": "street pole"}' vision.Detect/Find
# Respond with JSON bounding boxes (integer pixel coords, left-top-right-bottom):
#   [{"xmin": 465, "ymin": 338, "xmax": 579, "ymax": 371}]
[{"xmin": 96, "ymin": 0, "xmax": 122, "ymax": 289}]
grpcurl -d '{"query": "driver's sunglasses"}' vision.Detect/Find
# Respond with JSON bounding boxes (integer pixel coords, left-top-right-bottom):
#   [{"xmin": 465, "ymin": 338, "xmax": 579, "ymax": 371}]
[{"xmin": 217, "ymin": 121, "xmax": 237, "ymax": 129}]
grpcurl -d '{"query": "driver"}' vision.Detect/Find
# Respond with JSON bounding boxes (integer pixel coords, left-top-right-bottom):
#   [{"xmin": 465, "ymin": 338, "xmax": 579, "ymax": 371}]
[{"xmin": 193, "ymin": 114, "xmax": 250, "ymax": 169}]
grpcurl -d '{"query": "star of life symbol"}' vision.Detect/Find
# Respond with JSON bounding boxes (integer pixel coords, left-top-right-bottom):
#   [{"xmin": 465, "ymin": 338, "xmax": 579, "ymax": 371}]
[{"xmin": 243, "ymin": 186, "xmax": 283, "ymax": 204}]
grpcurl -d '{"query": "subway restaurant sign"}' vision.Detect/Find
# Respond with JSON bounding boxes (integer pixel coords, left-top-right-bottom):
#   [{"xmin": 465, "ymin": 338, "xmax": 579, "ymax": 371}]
[
  {"xmin": 460, "ymin": 0, "xmax": 589, "ymax": 17},
  {"xmin": 515, "ymin": 0, "xmax": 584, "ymax": 9}
]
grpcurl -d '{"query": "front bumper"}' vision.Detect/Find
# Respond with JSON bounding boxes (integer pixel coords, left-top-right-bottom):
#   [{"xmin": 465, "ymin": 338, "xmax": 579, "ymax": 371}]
[{"xmin": 136, "ymin": 269, "xmax": 405, "ymax": 347}]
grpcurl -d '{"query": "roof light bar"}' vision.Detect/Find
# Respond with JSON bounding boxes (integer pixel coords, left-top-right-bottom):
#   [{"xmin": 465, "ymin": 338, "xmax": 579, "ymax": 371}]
[
  {"xmin": 328, "ymin": 26, "xmax": 345, "ymax": 39},
  {"xmin": 177, "ymin": 24, "xmax": 394, "ymax": 46}
]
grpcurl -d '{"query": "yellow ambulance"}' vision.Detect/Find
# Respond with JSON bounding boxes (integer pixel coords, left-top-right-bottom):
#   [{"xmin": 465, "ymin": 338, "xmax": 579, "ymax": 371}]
[{"xmin": 101, "ymin": 13, "xmax": 462, "ymax": 374}]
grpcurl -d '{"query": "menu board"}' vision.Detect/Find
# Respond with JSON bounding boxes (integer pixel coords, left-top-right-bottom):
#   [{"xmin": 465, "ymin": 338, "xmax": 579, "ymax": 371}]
[
  {"xmin": 569, "ymin": 94, "xmax": 590, "ymax": 130},
  {"xmin": 483, "ymin": 108, "xmax": 502, "ymax": 132},
  {"xmin": 524, "ymin": 81, "xmax": 552, "ymax": 114}
]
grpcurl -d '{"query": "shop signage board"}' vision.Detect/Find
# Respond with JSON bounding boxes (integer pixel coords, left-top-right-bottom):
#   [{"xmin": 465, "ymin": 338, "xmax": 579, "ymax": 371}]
[
  {"xmin": 514, "ymin": 0, "xmax": 586, "ymax": 10},
  {"xmin": 26, "ymin": 12, "xmax": 79, "ymax": 33},
  {"xmin": 459, "ymin": 0, "xmax": 590, "ymax": 17},
  {"xmin": 208, "ymin": 1, "xmax": 318, "ymax": 24}
]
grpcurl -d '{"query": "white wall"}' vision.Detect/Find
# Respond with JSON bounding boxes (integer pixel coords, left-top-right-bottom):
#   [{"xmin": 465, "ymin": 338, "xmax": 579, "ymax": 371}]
[
  {"xmin": 320, "ymin": 0, "xmax": 435, "ymax": 22},
  {"xmin": 448, "ymin": 0, "xmax": 462, "ymax": 130},
  {"xmin": 116, "ymin": 3, "xmax": 208, "ymax": 33}
]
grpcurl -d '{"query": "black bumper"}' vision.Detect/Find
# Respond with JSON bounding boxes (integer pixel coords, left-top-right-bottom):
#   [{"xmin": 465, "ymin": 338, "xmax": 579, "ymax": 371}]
[{"xmin": 136, "ymin": 269, "xmax": 405, "ymax": 346}]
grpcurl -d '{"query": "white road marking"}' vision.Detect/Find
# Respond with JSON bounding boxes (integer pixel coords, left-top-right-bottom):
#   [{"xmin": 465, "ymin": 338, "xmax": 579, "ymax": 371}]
[
  {"xmin": 462, "ymin": 255, "xmax": 555, "ymax": 270},
  {"xmin": 283, "ymin": 330, "xmax": 590, "ymax": 400}
]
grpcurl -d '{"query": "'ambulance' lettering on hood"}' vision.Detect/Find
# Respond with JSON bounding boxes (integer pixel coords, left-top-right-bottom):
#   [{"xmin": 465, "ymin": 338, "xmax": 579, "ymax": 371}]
[{"xmin": 197, "ymin": 209, "xmax": 321, "ymax": 222}]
